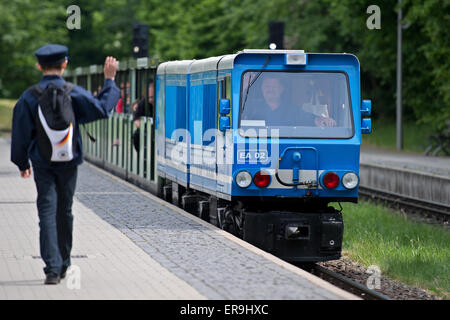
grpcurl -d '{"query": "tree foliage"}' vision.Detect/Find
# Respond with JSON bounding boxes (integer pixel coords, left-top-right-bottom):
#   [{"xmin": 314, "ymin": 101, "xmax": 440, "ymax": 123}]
[
  {"xmin": 0, "ymin": 0, "xmax": 448, "ymax": 131},
  {"xmin": 0, "ymin": 0, "xmax": 66, "ymax": 97}
]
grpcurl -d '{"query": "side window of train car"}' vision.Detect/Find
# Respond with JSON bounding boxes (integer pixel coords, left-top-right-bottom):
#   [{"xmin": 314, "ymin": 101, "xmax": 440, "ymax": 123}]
[
  {"xmin": 217, "ymin": 76, "xmax": 232, "ymax": 130},
  {"xmin": 225, "ymin": 76, "xmax": 231, "ymax": 100},
  {"xmin": 216, "ymin": 80, "xmax": 221, "ymax": 129},
  {"xmin": 225, "ymin": 76, "xmax": 232, "ymax": 124}
]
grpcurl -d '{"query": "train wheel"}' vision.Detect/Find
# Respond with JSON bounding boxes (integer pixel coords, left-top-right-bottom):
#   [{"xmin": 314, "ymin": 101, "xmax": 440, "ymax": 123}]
[
  {"xmin": 171, "ymin": 182, "xmax": 185, "ymax": 207},
  {"xmin": 208, "ymin": 196, "xmax": 220, "ymax": 227},
  {"xmin": 156, "ymin": 176, "xmax": 165, "ymax": 198},
  {"xmin": 181, "ymin": 192, "xmax": 198, "ymax": 214}
]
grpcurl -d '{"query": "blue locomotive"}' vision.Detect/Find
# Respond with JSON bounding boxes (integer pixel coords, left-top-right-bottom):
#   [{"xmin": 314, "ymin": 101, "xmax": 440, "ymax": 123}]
[{"xmin": 155, "ymin": 49, "xmax": 372, "ymax": 262}]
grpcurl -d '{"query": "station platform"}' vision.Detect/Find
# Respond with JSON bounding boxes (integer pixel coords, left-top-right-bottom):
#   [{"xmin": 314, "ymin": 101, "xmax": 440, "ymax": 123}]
[
  {"xmin": 361, "ymin": 145, "xmax": 450, "ymax": 178},
  {"xmin": 0, "ymin": 138, "xmax": 356, "ymax": 300},
  {"xmin": 360, "ymin": 146, "xmax": 450, "ymax": 205}
]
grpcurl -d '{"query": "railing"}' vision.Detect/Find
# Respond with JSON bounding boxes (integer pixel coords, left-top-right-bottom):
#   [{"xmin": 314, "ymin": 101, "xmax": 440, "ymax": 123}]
[{"xmin": 64, "ymin": 57, "xmax": 158, "ymax": 191}]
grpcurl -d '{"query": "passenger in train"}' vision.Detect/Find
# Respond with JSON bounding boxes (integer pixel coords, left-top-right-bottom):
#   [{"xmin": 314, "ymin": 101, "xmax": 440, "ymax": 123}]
[
  {"xmin": 242, "ymin": 75, "xmax": 336, "ymax": 128},
  {"xmin": 296, "ymin": 77, "xmax": 336, "ymax": 127},
  {"xmin": 132, "ymin": 80, "xmax": 154, "ymax": 152},
  {"xmin": 92, "ymin": 85, "xmax": 103, "ymax": 98},
  {"xmin": 114, "ymin": 82, "xmax": 124, "ymax": 113}
]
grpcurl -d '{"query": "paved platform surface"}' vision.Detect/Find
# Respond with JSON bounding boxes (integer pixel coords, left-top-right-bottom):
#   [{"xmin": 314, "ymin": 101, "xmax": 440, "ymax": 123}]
[
  {"xmin": 0, "ymin": 138, "xmax": 355, "ymax": 300},
  {"xmin": 361, "ymin": 146, "xmax": 450, "ymax": 178}
]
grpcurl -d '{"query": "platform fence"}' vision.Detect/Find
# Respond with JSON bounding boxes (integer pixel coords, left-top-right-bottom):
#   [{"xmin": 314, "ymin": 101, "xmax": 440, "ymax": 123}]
[{"xmin": 64, "ymin": 58, "xmax": 157, "ymax": 191}]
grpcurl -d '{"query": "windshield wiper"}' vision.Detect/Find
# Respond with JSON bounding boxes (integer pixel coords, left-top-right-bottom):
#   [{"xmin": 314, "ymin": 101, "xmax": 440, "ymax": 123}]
[{"xmin": 241, "ymin": 56, "xmax": 271, "ymax": 111}]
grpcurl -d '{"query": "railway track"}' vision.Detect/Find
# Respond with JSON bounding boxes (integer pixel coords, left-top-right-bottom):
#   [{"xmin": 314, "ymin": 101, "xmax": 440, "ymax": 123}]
[
  {"xmin": 297, "ymin": 263, "xmax": 391, "ymax": 300},
  {"xmin": 358, "ymin": 185, "xmax": 450, "ymax": 224}
]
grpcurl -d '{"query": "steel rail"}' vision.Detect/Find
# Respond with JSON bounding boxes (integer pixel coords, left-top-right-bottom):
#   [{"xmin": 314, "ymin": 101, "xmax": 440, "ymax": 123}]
[
  {"xmin": 296, "ymin": 263, "xmax": 391, "ymax": 300},
  {"xmin": 358, "ymin": 185, "xmax": 450, "ymax": 222}
]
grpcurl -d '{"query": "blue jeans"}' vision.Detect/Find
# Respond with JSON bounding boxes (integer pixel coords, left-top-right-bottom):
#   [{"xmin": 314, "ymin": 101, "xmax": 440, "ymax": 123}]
[{"xmin": 33, "ymin": 166, "xmax": 77, "ymax": 275}]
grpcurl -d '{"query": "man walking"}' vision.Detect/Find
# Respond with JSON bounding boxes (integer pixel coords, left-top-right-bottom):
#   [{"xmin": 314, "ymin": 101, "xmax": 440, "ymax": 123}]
[{"xmin": 10, "ymin": 44, "xmax": 120, "ymax": 284}]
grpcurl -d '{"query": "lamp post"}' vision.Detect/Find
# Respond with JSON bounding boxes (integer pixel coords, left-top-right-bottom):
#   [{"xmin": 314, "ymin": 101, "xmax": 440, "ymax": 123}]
[{"xmin": 396, "ymin": 0, "xmax": 403, "ymax": 150}]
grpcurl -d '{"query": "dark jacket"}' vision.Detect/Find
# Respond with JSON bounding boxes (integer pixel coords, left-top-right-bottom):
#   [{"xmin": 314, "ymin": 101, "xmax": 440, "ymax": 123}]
[
  {"xmin": 133, "ymin": 98, "xmax": 153, "ymax": 120},
  {"xmin": 11, "ymin": 75, "xmax": 120, "ymax": 171}
]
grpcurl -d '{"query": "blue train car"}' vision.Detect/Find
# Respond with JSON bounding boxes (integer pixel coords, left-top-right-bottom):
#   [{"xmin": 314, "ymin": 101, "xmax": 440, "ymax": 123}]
[{"xmin": 155, "ymin": 49, "xmax": 372, "ymax": 262}]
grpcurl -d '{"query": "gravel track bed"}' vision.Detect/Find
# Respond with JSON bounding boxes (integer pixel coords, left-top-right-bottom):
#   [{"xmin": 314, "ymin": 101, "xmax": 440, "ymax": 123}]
[{"xmin": 318, "ymin": 257, "xmax": 440, "ymax": 300}]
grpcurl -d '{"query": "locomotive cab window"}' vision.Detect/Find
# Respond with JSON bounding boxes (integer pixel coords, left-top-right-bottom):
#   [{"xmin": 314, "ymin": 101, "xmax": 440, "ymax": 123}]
[{"xmin": 239, "ymin": 71, "xmax": 354, "ymax": 138}]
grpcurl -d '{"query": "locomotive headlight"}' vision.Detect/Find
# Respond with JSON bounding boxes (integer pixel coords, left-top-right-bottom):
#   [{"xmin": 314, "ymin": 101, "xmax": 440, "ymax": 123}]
[
  {"xmin": 342, "ymin": 172, "xmax": 359, "ymax": 189},
  {"xmin": 235, "ymin": 171, "xmax": 252, "ymax": 188},
  {"xmin": 285, "ymin": 53, "xmax": 307, "ymax": 65}
]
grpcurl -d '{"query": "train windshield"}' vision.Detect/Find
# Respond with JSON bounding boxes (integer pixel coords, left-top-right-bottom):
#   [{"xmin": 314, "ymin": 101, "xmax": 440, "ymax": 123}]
[{"xmin": 239, "ymin": 71, "xmax": 354, "ymax": 138}]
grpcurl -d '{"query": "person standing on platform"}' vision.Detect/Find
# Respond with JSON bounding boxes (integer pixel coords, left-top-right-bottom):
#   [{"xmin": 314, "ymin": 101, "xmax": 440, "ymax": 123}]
[{"xmin": 10, "ymin": 44, "xmax": 120, "ymax": 285}]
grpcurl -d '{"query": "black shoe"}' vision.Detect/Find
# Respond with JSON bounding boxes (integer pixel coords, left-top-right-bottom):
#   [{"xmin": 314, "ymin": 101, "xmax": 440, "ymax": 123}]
[
  {"xmin": 45, "ymin": 273, "xmax": 61, "ymax": 285},
  {"xmin": 60, "ymin": 267, "xmax": 68, "ymax": 279}
]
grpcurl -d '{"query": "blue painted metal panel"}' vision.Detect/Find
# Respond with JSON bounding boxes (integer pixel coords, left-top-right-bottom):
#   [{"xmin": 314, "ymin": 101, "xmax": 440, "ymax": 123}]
[
  {"xmin": 160, "ymin": 72, "xmax": 190, "ymax": 184},
  {"xmin": 156, "ymin": 51, "xmax": 366, "ymax": 202},
  {"xmin": 230, "ymin": 52, "xmax": 361, "ymax": 199},
  {"xmin": 203, "ymin": 84, "xmax": 216, "ymax": 145},
  {"xmin": 164, "ymin": 86, "xmax": 177, "ymax": 139},
  {"xmin": 189, "ymin": 84, "xmax": 203, "ymax": 144}
]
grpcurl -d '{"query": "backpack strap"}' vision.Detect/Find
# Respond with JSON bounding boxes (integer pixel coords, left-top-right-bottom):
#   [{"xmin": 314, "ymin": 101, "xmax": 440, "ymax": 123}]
[
  {"xmin": 29, "ymin": 84, "xmax": 44, "ymax": 99},
  {"xmin": 82, "ymin": 124, "xmax": 97, "ymax": 143},
  {"xmin": 62, "ymin": 82, "xmax": 76, "ymax": 94},
  {"xmin": 61, "ymin": 82, "xmax": 96, "ymax": 142},
  {"xmin": 29, "ymin": 82, "xmax": 75, "ymax": 98}
]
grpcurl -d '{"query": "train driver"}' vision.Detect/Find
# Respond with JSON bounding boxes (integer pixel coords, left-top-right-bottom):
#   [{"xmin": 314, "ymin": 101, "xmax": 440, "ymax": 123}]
[{"xmin": 257, "ymin": 76, "xmax": 336, "ymax": 127}]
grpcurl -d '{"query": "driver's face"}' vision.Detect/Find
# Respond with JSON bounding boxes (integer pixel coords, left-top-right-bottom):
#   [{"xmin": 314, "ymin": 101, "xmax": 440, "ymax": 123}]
[{"xmin": 261, "ymin": 78, "xmax": 284, "ymax": 106}]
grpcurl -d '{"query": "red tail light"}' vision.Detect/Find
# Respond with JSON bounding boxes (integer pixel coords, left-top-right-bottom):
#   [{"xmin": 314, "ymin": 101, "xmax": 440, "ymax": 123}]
[
  {"xmin": 323, "ymin": 172, "xmax": 339, "ymax": 189},
  {"xmin": 253, "ymin": 171, "xmax": 270, "ymax": 188}
]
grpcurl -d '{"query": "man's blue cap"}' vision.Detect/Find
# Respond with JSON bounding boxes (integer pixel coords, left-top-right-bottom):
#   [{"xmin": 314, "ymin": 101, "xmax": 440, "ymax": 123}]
[{"xmin": 34, "ymin": 44, "xmax": 68, "ymax": 65}]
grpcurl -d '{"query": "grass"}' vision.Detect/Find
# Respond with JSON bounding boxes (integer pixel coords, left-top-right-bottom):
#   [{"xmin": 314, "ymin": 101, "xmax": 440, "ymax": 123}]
[
  {"xmin": 0, "ymin": 99, "xmax": 16, "ymax": 136},
  {"xmin": 334, "ymin": 200, "xmax": 449, "ymax": 299},
  {"xmin": 362, "ymin": 118, "xmax": 436, "ymax": 154}
]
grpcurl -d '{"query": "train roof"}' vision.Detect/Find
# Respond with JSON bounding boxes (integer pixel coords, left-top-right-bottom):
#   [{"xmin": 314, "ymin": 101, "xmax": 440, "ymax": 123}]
[
  {"xmin": 156, "ymin": 55, "xmax": 235, "ymax": 75},
  {"xmin": 156, "ymin": 50, "xmax": 358, "ymax": 75},
  {"xmin": 165, "ymin": 60, "xmax": 195, "ymax": 75}
]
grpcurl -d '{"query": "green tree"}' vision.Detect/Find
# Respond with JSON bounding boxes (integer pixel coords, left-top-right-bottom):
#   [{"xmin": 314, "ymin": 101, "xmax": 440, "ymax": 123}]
[
  {"xmin": 404, "ymin": 0, "xmax": 450, "ymax": 131},
  {"xmin": 63, "ymin": 0, "xmax": 140, "ymax": 67},
  {"xmin": 0, "ymin": 0, "xmax": 141, "ymax": 98},
  {"xmin": 0, "ymin": 0, "xmax": 66, "ymax": 97},
  {"xmin": 1, "ymin": 0, "xmax": 448, "ymax": 133}
]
